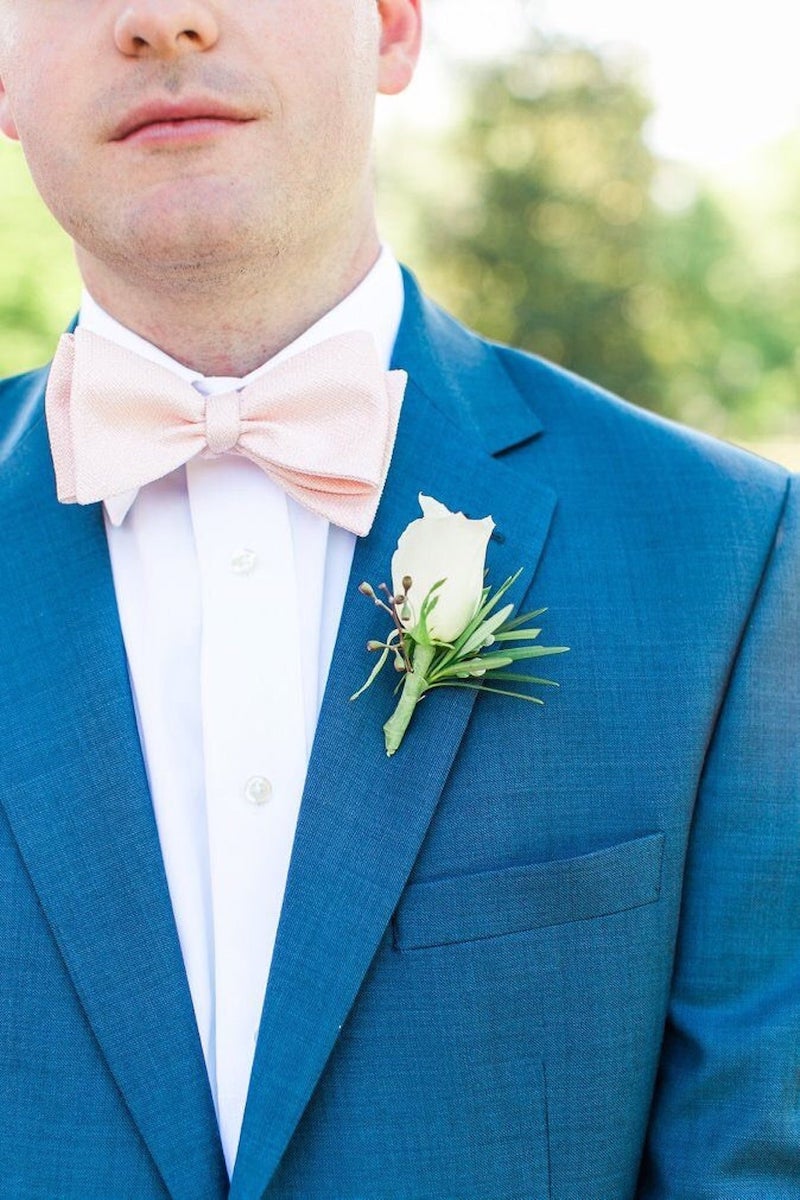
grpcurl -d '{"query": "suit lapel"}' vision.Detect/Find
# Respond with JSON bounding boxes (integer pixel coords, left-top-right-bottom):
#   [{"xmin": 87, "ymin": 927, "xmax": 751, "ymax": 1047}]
[
  {"xmin": 0, "ymin": 384, "xmax": 227, "ymax": 1200},
  {"xmin": 231, "ymin": 279, "xmax": 557, "ymax": 1197}
]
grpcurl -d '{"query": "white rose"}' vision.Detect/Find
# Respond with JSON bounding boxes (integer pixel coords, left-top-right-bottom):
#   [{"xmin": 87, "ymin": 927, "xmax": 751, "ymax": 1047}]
[{"xmin": 391, "ymin": 495, "xmax": 495, "ymax": 643}]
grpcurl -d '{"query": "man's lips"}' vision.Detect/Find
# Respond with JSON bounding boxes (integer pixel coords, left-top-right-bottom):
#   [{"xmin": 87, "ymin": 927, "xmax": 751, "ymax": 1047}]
[{"xmin": 111, "ymin": 98, "xmax": 253, "ymax": 143}]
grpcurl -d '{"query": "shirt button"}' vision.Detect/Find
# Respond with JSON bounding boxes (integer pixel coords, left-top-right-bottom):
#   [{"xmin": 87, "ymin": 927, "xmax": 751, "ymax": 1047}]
[
  {"xmin": 231, "ymin": 548, "xmax": 258, "ymax": 576},
  {"xmin": 244, "ymin": 775, "xmax": 272, "ymax": 806}
]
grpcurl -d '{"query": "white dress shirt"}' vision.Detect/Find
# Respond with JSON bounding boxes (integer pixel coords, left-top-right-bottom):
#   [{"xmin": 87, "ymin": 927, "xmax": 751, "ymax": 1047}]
[{"xmin": 79, "ymin": 249, "xmax": 404, "ymax": 1175}]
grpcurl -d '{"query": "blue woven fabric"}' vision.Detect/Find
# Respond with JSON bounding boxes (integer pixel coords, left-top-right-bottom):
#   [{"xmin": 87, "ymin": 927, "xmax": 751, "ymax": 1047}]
[{"xmin": 1, "ymin": 272, "xmax": 798, "ymax": 1199}]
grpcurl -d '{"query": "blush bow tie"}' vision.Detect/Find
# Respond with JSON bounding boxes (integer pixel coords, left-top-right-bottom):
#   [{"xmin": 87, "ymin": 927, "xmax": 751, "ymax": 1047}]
[{"xmin": 45, "ymin": 327, "xmax": 407, "ymax": 536}]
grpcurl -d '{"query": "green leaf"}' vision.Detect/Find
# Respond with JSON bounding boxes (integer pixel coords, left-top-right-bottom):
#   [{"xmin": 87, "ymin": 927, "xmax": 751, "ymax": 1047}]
[
  {"xmin": 474, "ymin": 686, "xmax": 547, "ymax": 703},
  {"xmin": 426, "ymin": 682, "xmax": 546, "ymax": 703},
  {"xmin": 499, "ymin": 644, "xmax": 570, "ymax": 662},
  {"xmin": 493, "ymin": 627, "xmax": 542, "ymax": 642},
  {"xmin": 420, "ymin": 583, "xmax": 445, "ymax": 617},
  {"xmin": 455, "ymin": 603, "xmax": 515, "ymax": 659},
  {"xmin": 476, "ymin": 671, "xmax": 559, "ymax": 686},
  {"xmin": 431, "ymin": 653, "xmax": 515, "ymax": 681},
  {"xmin": 474, "ymin": 569, "xmax": 524, "ymax": 621},
  {"xmin": 414, "ymin": 578, "xmax": 446, "ymax": 644},
  {"xmin": 443, "ymin": 570, "xmax": 524, "ymax": 661},
  {"xmin": 434, "ymin": 579, "xmax": 525, "ymax": 668},
  {"xmin": 437, "ymin": 598, "xmax": 495, "ymax": 663},
  {"xmin": 501, "ymin": 606, "xmax": 548, "ymax": 632},
  {"xmin": 421, "ymin": 579, "xmax": 446, "ymax": 603},
  {"xmin": 350, "ymin": 645, "xmax": 391, "ymax": 701}
]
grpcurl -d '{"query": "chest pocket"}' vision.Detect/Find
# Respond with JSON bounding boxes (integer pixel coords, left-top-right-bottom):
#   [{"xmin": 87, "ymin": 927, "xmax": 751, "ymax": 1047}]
[{"xmin": 393, "ymin": 831, "xmax": 665, "ymax": 950}]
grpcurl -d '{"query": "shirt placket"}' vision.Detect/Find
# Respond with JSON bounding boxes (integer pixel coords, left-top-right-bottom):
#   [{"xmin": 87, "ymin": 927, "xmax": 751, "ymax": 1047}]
[{"xmin": 187, "ymin": 451, "xmax": 307, "ymax": 1174}]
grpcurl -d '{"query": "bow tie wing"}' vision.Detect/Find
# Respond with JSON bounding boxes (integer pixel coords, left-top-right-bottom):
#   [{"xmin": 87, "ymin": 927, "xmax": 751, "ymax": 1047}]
[
  {"xmin": 235, "ymin": 333, "xmax": 406, "ymax": 535},
  {"xmin": 44, "ymin": 327, "xmax": 406, "ymax": 535},
  {"xmin": 45, "ymin": 329, "xmax": 207, "ymax": 505}
]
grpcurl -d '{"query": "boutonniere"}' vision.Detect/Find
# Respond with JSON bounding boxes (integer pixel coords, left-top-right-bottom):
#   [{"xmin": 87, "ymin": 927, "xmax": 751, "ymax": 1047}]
[{"xmin": 352, "ymin": 495, "xmax": 569, "ymax": 755}]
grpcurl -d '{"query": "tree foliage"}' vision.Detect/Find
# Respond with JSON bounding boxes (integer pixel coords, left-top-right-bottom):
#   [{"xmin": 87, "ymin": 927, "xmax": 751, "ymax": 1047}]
[
  {"xmin": 379, "ymin": 35, "xmax": 799, "ymax": 439},
  {"xmin": 0, "ymin": 142, "xmax": 79, "ymax": 376}
]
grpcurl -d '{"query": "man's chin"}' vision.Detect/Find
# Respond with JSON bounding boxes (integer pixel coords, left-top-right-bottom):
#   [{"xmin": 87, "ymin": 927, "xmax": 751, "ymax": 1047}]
[{"xmin": 80, "ymin": 190, "xmax": 274, "ymax": 277}]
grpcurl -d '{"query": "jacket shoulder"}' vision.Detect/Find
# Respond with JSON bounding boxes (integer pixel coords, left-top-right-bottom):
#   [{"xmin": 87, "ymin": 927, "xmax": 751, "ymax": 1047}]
[
  {"xmin": 0, "ymin": 366, "xmax": 49, "ymax": 462},
  {"xmin": 491, "ymin": 339, "xmax": 790, "ymax": 503},
  {"xmin": 400, "ymin": 273, "xmax": 789, "ymax": 508}
]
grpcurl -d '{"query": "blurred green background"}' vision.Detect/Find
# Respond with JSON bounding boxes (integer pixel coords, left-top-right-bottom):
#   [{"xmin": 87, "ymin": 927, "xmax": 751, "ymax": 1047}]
[{"xmin": 1, "ymin": 20, "xmax": 798, "ymax": 466}]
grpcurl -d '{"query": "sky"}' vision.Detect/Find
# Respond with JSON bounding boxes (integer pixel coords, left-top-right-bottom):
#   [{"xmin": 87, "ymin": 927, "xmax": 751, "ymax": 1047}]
[{"xmin": 393, "ymin": 0, "xmax": 800, "ymax": 168}]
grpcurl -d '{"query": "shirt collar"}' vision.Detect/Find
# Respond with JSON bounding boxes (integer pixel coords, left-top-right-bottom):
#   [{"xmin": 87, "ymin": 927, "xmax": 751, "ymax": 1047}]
[{"xmin": 78, "ymin": 247, "xmax": 405, "ymax": 525}]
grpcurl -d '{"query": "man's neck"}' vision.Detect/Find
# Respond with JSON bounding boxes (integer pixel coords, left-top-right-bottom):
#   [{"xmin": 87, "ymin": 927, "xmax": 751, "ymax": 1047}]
[{"xmin": 75, "ymin": 227, "xmax": 382, "ymax": 378}]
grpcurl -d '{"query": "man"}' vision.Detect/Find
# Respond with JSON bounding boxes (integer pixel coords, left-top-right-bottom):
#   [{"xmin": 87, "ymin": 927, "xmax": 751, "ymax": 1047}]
[{"xmin": 0, "ymin": 2, "xmax": 797, "ymax": 1197}]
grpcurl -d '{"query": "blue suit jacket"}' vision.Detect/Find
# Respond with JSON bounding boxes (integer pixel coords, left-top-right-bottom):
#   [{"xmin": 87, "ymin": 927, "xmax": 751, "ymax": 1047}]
[{"xmin": 1, "ymin": 273, "xmax": 799, "ymax": 1199}]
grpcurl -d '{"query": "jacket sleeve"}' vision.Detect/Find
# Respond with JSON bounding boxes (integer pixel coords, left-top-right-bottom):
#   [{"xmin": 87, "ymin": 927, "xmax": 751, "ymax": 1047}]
[{"xmin": 638, "ymin": 473, "xmax": 800, "ymax": 1196}]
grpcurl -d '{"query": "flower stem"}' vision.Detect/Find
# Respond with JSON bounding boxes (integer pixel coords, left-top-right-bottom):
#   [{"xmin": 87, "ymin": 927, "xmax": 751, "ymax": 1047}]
[{"xmin": 383, "ymin": 642, "xmax": 436, "ymax": 756}]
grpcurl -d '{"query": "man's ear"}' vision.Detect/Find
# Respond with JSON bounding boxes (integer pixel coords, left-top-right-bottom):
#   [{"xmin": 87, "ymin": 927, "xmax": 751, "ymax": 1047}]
[
  {"xmin": 377, "ymin": 0, "xmax": 422, "ymax": 96},
  {"xmin": 0, "ymin": 78, "xmax": 21, "ymax": 141}
]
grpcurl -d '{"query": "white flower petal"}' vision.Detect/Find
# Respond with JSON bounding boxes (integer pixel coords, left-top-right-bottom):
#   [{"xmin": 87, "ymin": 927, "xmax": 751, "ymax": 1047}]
[
  {"xmin": 418, "ymin": 494, "xmax": 452, "ymax": 520},
  {"xmin": 391, "ymin": 496, "xmax": 495, "ymax": 642}
]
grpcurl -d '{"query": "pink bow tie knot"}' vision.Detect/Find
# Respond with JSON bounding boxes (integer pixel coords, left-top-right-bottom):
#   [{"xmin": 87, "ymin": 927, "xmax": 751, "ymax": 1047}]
[
  {"xmin": 204, "ymin": 391, "xmax": 242, "ymax": 455},
  {"xmin": 45, "ymin": 326, "xmax": 406, "ymax": 536}
]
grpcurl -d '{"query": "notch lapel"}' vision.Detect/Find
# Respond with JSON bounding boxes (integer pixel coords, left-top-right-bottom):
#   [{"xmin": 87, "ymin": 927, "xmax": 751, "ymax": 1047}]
[
  {"xmin": 0, "ymin": 384, "xmax": 227, "ymax": 1200},
  {"xmin": 232, "ymin": 280, "xmax": 558, "ymax": 1198}
]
